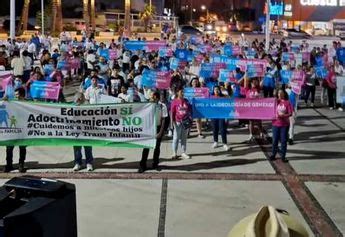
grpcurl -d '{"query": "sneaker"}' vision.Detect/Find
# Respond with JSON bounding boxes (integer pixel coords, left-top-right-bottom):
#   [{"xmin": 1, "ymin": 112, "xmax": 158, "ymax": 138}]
[
  {"xmin": 3, "ymin": 164, "xmax": 13, "ymax": 173},
  {"xmin": 171, "ymin": 153, "xmax": 178, "ymax": 160},
  {"xmin": 330, "ymin": 107, "xmax": 334, "ymax": 110},
  {"xmin": 73, "ymin": 164, "xmax": 81, "ymax": 172},
  {"xmin": 269, "ymin": 155, "xmax": 276, "ymax": 161},
  {"xmin": 223, "ymin": 144, "xmax": 230, "ymax": 151},
  {"xmin": 181, "ymin": 153, "xmax": 191, "ymax": 159},
  {"xmin": 86, "ymin": 164, "xmax": 94, "ymax": 172},
  {"xmin": 212, "ymin": 142, "xmax": 218, "ymax": 148},
  {"xmin": 288, "ymin": 139, "xmax": 294, "ymax": 145},
  {"xmin": 137, "ymin": 166, "xmax": 146, "ymax": 173},
  {"xmin": 310, "ymin": 103, "xmax": 314, "ymax": 107},
  {"xmin": 198, "ymin": 134, "xmax": 205, "ymax": 139},
  {"xmin": 247, "ymin": 136, "xmax": 255, "ymax": 143},
  {"xmin": 167, "ymin": 129, "xmax": 173, "ymax": 137},
  {"xmin": 18, "ymin": 163, "xmax": 26, "ymax": 173},
  {"xmin": 282, "ymin": 158, "xmax": 289, "ymax": 163},
  {"xmin": 338, "ymin": 107, "xmax": 344, "ymax": 112}
]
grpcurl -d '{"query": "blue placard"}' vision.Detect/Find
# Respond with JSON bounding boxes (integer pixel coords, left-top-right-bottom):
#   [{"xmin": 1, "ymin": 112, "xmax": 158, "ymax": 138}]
[
  {"xmin": 225, "ymin": 58, "xmax": 238, "ymax": 70},
  {"xmin": 224, "ymin": 44, "xmax": 232, "ymax": 57},
  {"xmin": 192, "ymin": 98, "xmax": 236, "ymax": 119},
  {"xmin": 43, "ymin": 64, "xmax": 54, "ymax": 76},
  {"xmin": 124, "ymin": 41, "xmax": 145, "ymax": 51},
  {"xmin": 315, "ymin": 56, "xmax": 324, "ymax": 66},
  {"xmin": 170, "ymin": 58, "xmax": 179, "ymax": 70},
  {"xmin": 219, "ymin": 69, "xmax": 232, "ymax": 82},
  {"xmin": 99, "ymin": 48, "xmax": 110, "ymax": 60},
  {"xmin": 280, "ymin": 70, "xmax": 292, "ymax": 84},
  {"xmin": 315, "ymin": 66, "xmax": 328, "ymax": 79},
  {"xmin": 184, "ymin": 87, "xmax": 195, "ymax": 101},
  {"xmin": 57, "ymin": 61, "xmax": 67, "ymax": 70},
  {"xmin": 141, "ymin": 69, "xmax": 156, "ymax": 88},
  {"xmin": 337, "ymin": 48, "xmax": 345, "ymax": 65},
  {"xmin": 175, "ymin": 49, "xmax": 190, "ymax": 62},
  {"xmin": 200, "ymin": 63, "xmax": 214, "ymax": 78}
]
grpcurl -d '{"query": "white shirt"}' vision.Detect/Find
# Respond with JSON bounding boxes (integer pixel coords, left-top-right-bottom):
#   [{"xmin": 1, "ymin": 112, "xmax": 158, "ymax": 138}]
[
  {"xmin": 335, "ymin": 65, "xmax": 344, "ymax": 76},
  {"xmin": 86, "ymin": 53, "xmax": 96, "ymax": 70},
  {"xmin": 28, "ymin": 43, "xmax": 36, "ymax": 54},
  {"xmin": 118, "ymin": 93, "xmax": 132, "ymax": 102},
  {"xmin": 155, "ymin": 102, "xmax": 168, "ymax": 126},
  {"xmin": 84, "ymin": 86, "xmax": 104, "ymax": 104},
  {"xmin": 11, "ymin": 57, "xmax": 25, "ymax": 76}
]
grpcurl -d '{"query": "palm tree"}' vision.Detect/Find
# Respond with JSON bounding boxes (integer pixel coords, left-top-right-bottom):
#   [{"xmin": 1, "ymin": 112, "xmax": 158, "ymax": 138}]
[
  {"xmin": 20, "ymin": 0, "xmax": 31, "ymax": 33},
  {"xmin": 83, "ymin": 0, "xmax": 89, "ymax": 32},
  {"xmin": 51, "ymin": 0, "xmax": 57, "ymax": 33},
  {"xmin": 139, "ymin": 3, "xmax": 156, "ymax": 32}
]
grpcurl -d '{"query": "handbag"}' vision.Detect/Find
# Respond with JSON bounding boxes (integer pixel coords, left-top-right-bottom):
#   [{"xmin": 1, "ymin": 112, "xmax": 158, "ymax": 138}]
[{"xmin": 181, "ymin": 116, "xmax": 193, "ymax": 129}]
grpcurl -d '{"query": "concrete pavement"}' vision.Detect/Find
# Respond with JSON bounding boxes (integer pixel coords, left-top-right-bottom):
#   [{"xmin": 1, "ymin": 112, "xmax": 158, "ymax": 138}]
[{"xmin": 0, "ymin": 97, "xmax": 345, "ymax": 236}]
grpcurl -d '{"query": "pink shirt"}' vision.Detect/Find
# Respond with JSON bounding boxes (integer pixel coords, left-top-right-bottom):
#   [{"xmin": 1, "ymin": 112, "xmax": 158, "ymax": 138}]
[
  {"xmin": 272, "ymin": 99, "xmax": 293, "ymax": 127},
  {"xmin": 245, "ymin": 87, "xmax": 261, "ymax": 99},
  {"xmin": 171, "ymin": 98, "xmax": 192, "ymax": 123}
]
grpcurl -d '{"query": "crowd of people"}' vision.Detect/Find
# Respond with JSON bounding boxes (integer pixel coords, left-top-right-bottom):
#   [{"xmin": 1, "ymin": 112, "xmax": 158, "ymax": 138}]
[{"xmin": 0, "ymin": 30, "xmax": 344, "ymax": 173}]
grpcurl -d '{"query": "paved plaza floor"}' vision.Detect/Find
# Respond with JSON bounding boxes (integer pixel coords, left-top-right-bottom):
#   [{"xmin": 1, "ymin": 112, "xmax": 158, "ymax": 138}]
[{"xmin": 0, "ymin": 101, "xmax": 344, "ymax": 237}]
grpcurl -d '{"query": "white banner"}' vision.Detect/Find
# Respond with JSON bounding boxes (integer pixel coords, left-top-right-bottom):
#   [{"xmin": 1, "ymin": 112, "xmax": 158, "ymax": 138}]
[{"xmin": 0, "ymin": 101, "xmax": 156, "ymax": 148}]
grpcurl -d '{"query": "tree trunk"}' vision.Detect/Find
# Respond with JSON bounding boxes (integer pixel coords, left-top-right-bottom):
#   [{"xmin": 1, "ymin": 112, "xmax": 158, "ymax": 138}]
[
  {"xmin": 56, "ymin": 0, "xmax": 63, "ymax": 32},
  {"xmin": 124, "ymin": 0, "xmax": 131, "ymax": 35},
  {"xmin": 51, "ymin": 0, "xmax": 57, "ymax": 33},
  {"xmin": 90, "ymin": 0, "xmax": 95, "ymax": 32},
  {"xmin": 21, "ymin": 0, "xmax": 30, "ymax": 33},
  {"xmin": 83, "ymin": 0, "xmax": 89, "ymax": 32}
]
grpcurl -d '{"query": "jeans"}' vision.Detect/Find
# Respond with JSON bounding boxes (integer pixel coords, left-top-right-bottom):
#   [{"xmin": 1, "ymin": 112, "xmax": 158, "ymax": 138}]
[
  {"xmin": 172, "ymin": 123, "xmax": 188, "ymax": 154},
  {"xmin": 327, "ymin": 87, "xmax": 337, "ymax": 108},
  {"xmin": 6, "ymin": 146, "xmax": 26, "ymax": 165},
  {"xmin": 263, "ymin": 86, "xmax": 274, "ymax": 98},
  {"xmin": 272, "ymin": 126, "xmax": 289, "ymax": 159},
  {"xmin": 304, "ymin": 85, "xmax": 316, "ymax": 104},
  {"xmin": 73, "ymin": 146, "xmax": 93, "ymax": 165},
  {"xmin": 141, "ymin": 126, "xmax": 162, "ymax": 167},
  {"xmin": 212, "ymin": 119, "xmax": 227, "ymax": 144}
]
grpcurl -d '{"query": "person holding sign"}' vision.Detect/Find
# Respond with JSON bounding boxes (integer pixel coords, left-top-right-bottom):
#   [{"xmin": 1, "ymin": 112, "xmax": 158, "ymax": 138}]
[
  {"xmin": 72, "ymin": 92, "xmax": 94, "ymax": 172},
  {"xmin": 270, "ymin": 89, "xmax": 293, "ymax": 162},
  {"xmin": 138, "ymin": 91, "xmax": 168, "ymax": 173},
  {"xmin": 245, "ymin": 77, "xmax": 264, "ymax": 142},
  {"xmin": 211, "ymin": 86, "xmax": 230, "ymax": 151},
  {"xmin": 84, "ymin": 76, "xmax": 105, "ymax": 106},
  {"xmin": 171, "ymin": 86, "xmax": 192, "ymax": 160},
  {"xmin": 3, "ymin": 87, "xmax": 27, "ymax": 173}
]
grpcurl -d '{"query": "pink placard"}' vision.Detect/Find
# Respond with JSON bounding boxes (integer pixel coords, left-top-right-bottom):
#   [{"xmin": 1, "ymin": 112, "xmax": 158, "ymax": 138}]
[
  {"xmin": 193, "ymin": 87, "xmax": 209, "ymax": 98},
  {"xmin": 145, "ymin": 41, "xmax": 166, "ymax": 52},
  {"xmin": 0, "ymin": 73, "xmax": 12, "ymax": 90},
  {"xmin": 69, "ymin": 58, "xmax": 80, "ymax": 69},
  {"xmin": 156, "ymin": 71, "xmax": 171, "ymax": 89},
  {"xmin": 234, "ymin": 98, "xmax": 277, "ymax": 120},
  {"xmin": 109, "ymin": 49, "xmax": 117, "ymax": 60},
  {"xmin": 290, "ymin": 81, "xmax": 302, "ymax": 95},
  {"xmin": 232, "ymin": 46, "xmax": 241, "ymax": 55}
]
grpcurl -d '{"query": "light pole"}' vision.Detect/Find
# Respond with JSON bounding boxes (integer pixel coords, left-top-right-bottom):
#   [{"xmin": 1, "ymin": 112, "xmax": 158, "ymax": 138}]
[
  {"xmin": 10, "ymin": 0, "xmax": 15, "ymax": 41},
  {"xmin": 201, "ymin": 5, "xmax": 209, "ymax": 23},
  {"xmin": 265, "ymin": 0, "xmax": 270, "ymax": 51},
  {"xmin": 41, "ymin": 0, "xmax": 45, "ymax": 35}
]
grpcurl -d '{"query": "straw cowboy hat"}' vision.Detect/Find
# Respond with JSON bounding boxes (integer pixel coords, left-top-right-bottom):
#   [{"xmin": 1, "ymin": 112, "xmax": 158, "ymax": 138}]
[{"xmin": 228, "ymin": 206, "xmax": 309, "ymax": 237}]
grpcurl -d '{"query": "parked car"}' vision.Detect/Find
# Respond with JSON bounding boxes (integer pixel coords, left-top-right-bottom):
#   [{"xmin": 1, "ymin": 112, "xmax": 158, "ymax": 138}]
[
  {"xmin": 178, "ymin": 25, "xmax": 203, "ymax": 37},
  {"xmin": 280, "ymin": 29, "xmax": 312, "ymax": 39}
]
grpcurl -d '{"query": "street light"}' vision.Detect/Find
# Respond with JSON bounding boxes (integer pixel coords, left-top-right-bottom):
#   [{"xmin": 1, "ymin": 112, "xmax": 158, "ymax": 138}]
[
  {"xmin": 10, "ymin": 0, "xmax": 15, "ymax": 41},
  {"xmin": 265, "ymin": 0, "xmax": 270, "ymax": 51},
  {"xmin": 201, "ymin": 5, "xmax": 209, "ymax": 23},
  {"xmin": 41, "ymin": 0, "xmax": 44, "ymax": 36}
]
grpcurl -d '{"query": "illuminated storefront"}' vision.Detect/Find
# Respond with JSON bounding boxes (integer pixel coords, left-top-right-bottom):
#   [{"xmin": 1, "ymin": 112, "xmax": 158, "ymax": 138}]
[{"xmin": 281, "ymin": 0, "xmax": 345, "ymax": 34}]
